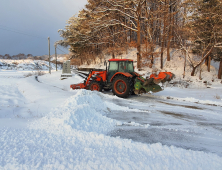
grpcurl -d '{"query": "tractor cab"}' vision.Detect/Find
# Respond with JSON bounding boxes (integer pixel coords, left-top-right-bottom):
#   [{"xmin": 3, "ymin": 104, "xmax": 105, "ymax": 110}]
[{"xmin": 107, "ymin": 59, "xmax": 134, "ymax": 82}]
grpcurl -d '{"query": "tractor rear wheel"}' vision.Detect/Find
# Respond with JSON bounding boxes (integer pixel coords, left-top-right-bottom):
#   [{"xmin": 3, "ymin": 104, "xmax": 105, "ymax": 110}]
[
  {"xmin": 112, "ymin": 75, "xmax": 132, "ymax": 98},
  {"xmin": 89, "ymin": 81, "xmax": 102, "ymax": 92}
]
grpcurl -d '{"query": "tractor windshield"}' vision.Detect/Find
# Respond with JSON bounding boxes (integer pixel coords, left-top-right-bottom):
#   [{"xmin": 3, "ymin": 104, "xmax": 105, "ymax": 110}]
[
  {"xmin": 107, "ymin": 60, "xmax": 134, "ymax": 82},
  {"xmin": 118, "ymin": 61, "xmax": 134, "ymax": 73}
]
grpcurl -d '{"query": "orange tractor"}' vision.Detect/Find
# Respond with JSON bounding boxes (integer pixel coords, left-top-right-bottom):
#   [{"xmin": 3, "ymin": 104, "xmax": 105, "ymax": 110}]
[{"xmin": 70, "ymin": 59, "xmax": 174, "ymax": 98}]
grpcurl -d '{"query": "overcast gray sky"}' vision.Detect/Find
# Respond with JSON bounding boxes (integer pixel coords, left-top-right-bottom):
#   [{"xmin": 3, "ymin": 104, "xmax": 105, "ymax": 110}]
[{"xmin": 0, "ymin": 0, "xmax": 88, "ymax": 56}]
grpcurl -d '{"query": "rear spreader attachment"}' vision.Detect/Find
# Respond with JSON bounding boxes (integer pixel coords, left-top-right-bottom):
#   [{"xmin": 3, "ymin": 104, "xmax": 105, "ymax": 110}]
[{"xmin": 150, "ymin": 72, "xmax": 175, "ymax": 84}]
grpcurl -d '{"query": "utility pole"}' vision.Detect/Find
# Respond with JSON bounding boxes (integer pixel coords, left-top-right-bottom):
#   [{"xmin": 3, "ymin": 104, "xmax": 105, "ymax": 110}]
[
  {"xmin": 48, "ymin": 37, "xmax": 51, "ymax": 74},
  {"xmin": 55, "ymin": 44, "xmax": 57, "ymax": 71}
]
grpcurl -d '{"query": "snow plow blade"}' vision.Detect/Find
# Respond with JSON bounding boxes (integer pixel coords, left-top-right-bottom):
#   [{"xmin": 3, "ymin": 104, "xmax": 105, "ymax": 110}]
[
  {"xmin": 134, "ymin": 77, "xmax": 162, "ymax": 95},
  {"xmin": 70, "ymin": 83, "xmax": 87, "ymax": 90}
]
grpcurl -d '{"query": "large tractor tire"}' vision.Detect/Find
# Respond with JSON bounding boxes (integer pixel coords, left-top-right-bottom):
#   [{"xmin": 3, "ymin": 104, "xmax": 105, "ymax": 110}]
[
  {"xmin": 112, "ymin": 75, "xmax": 133, "ymax": 98},
  {"xmin": 89, "ymin": 81, "xmax": 103, "ymax": 92}
]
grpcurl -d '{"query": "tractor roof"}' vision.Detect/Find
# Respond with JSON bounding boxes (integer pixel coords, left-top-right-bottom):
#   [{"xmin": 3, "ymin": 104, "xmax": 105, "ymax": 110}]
[{"xmin": 108, "ymin": 59, "xmax": 133, "ymax": 62}]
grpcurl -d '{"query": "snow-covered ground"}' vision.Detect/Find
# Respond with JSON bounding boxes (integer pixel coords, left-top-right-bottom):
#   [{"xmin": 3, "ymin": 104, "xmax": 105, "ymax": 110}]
[
  {"xmin": 0, "ymin": 59, "xmax": 62, "ymax": 71},
  {"xmin": 0, "ymin": 68, "xmax": 222, "ymax": 169}
]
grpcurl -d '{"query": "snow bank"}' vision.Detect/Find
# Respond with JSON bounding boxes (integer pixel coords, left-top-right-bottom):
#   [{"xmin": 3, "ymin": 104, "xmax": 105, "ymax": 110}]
[
  {"xmin": 161, "ymin": 96, "xmax": 222, "ymax": 107},
  {"xmin": 153, "ymin": 87, "xmax": 222, "ymax": 106},
  {"xmin": 29, "ymin": 90, "xmax": 119, "ymax": 134}
]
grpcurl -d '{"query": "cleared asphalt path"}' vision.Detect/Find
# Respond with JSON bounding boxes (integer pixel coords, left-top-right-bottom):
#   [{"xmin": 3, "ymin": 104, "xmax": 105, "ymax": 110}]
[{"xmin": 103, "ymin": 92, "xmax": 222, "ymax": 157}]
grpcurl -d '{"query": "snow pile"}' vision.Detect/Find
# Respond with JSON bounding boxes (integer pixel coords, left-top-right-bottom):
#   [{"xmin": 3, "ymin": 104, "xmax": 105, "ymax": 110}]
[
  {"xmin": 26, "ymin": 85, "xmax": 150, "ymax": 133},
  {"xmin": 29, "ymin": 90, "xmax": 119, "ymax": 134}
]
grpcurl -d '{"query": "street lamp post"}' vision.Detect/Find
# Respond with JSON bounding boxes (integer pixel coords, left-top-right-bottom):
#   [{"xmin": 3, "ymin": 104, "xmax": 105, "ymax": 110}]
[{"xmin": 48, "ymin": 37, "xmax": 51, "ymax": 74}]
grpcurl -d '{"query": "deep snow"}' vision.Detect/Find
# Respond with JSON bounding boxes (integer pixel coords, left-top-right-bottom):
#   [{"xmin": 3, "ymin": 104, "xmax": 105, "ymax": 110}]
[{"xmin": 0, "ymin": 69, "xmax": 222, "ymax": 169}]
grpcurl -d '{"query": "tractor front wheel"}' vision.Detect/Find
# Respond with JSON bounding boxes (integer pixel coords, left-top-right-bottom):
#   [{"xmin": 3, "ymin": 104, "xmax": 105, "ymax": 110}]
[
  {"xmin": 89, "ymin": 81, "xmax": 102, "ymax": 92},
  {"xmin": 112, "ymin": 75, "xmax": 132, "ymax": 98}
]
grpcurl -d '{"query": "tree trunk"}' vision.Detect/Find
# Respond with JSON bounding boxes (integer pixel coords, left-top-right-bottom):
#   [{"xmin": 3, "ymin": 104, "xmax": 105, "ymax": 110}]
[
  {"xmin": 137, "ymin": 53, "xmax": 141, "ymax": 70},
  {"xmin": 205, "ymin": 56, "xmax": 208, "ymax": 66},
  {"xmin": 80, "ymin": 58, "xmax": 83, "ymax": 65},
  {"xmin": 183, "ymin": 51, "xmax": 186, "ymax": 78},
  {"xmin": 208, "ymin": 56, "xmax": 211, "ymax": 72},
  {"xmin": 199, "ymin": 65, "xmax": 202, "ymax": 80},
  {"xmin": 130, "ymin": 23, "xmax": 132, "ymax": 42},
  {"xmin": 137, "ymin": 25, "xmax": 141, "ymax": 69},
  {"xmin": 167, "ymin": 38, "xmax": 172, "ymax": 61},
  {"xmin": 160, "ymin": 46, "xmax": 164, "ymax": 69},
  {"xmin": 191, "ymin": 46, "xmax": 214, "ymax": 76},
  {"xmin": 151, "ymin": 46, "xmax": 154, "ymax": 66},
  {"xmin": 112, "ymin": 52, "xmax": 115, "ymax": 59},
  {"xmin": 150, "ymin": 3, "xmax": 154, "ymax": 68},
  {"xmin": 218, "ymin": 58, "xmax": 222, "ymax": 79},
  {"xmin": 160, "ymin": 0, "xmax": 167, "ymax": 69},
  {"xmin": 136, "ymin": 4, "xmax": 141, "ymax": 69},
  {"xmin": 191, "ymin": 66, "xmax": 197, "ymax": 76},
  {"xmin": 167, "ymin": 1, "xmax": 173, "ymax": 61}
]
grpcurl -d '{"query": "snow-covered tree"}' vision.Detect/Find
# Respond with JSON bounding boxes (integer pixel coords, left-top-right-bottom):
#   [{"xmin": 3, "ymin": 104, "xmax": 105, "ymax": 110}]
[{"xmin": 179, "ymin": 0, "xmax": 222, "ymax": 77}]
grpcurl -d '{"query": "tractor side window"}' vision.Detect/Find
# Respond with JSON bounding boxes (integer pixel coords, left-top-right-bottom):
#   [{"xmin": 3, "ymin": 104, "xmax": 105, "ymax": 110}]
[
  {"xmin": 109, "ymin": 62, "xmax": 118, "ymax": 71},
  {"xmin": 127, "ymin": 62, "xmax": 134, "ymax": 72},
  {"xmin": 119, "ymin": 61, "xmax": 125, "ymax": 72}
]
